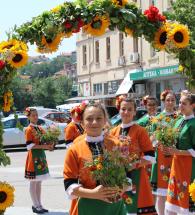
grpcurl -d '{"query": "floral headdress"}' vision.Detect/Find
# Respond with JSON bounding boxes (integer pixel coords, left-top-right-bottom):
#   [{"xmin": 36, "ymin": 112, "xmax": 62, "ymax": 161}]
[
  {"xmin": 160, "ymin": 89, "xmax": 173, "ymax": 101},
  {"xmin": 116, "ymin": 95, "xmax": 127, "ymax": 110},
  {"xmin": 142, "ymin": 95, "xmax": 149, "ymax": 106},
  {"xmin": 70, "ymin": 101, "xmax": 88, "ymax": 121},
  {"xmin": 24, "ymin": 107, "xmax": 36, "ymax": 116},
  {"xmin": 180, "ymin": 90, "xmax": 191, "ymax": 97}
]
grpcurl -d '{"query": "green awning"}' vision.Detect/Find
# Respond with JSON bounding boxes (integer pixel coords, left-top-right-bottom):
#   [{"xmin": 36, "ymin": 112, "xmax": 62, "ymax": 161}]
[{"xmin": 130, "ymin": 65, "xmax": 178, "ymax": 81}]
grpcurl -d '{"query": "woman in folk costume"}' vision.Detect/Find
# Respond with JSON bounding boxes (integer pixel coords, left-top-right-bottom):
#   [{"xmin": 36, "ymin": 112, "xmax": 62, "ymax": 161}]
[
  {"xmin": 111, "ymin": 95, "xmax": 157, "ymax": 215},
  {"xmin": 24, "ymin": 108, "xmax": 54, "ymax": 214},
  {"xmin": 137, "ymin": 96, "xmax": 158, "ymax": 178},
  {"xmin": 63, "ymin": 102, "xmax": 127, "ymax": 215},
  {"xmin": 150, "ymin": 90, "xmax": 180, "ymax": 215},
  {"xmin": 164, "ymin": 93, "xmax": 195, "ymax": 215},
  {"xmin": 64, "ymin": 103, "xmax": 86, "ymax": 147}
]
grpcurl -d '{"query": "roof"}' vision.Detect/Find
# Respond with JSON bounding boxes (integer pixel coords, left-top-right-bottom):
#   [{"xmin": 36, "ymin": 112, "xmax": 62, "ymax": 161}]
[{"xmin": 65, "ymin": 94, "xmax": 116, "ymax": 102}]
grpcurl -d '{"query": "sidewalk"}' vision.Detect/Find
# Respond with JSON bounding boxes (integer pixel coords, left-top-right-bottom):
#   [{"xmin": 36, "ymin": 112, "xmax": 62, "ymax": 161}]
[{"xmin": 5, "ymin": 207, "xmax": 69, "ymax": 215}]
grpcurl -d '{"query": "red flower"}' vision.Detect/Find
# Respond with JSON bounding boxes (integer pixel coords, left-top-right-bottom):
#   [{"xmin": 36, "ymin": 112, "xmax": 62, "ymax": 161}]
[
  {"xmin": 122, "ymin": 193, "xmax": 128, "ymax": 199},
  {"xmin": 0, "ymin": 60, "xmax": 6, "ymax": 70},
  {"xmin": 78, "ymin": 18, "xmax": 84, "ymax": 28},
  {"xmin": 64, "ymin": 21, "xmax": 72, "ymax": 29},
  {"xmin": 144, "ymin": 5, "xmax": 166, "ymax": 22},
  {"xmin": 72, "ymin": 27, "xmax": 81, "ymax": 33}
]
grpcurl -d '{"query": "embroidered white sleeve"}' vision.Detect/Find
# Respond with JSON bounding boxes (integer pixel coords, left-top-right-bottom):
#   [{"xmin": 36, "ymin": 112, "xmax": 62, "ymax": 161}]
[
  {"xmin": 66, "ymin": 183, "xmax": 82, "ymax": 200},
  {"xmin": 152, "ymin": 140, "xmax": 158, "ymax": 147},
  {"xmin": 188, "ymin": 149, "xmax": 195, "ymax": 158},
  {"xmin": 143, "ymin": 155, "xmax": 156, "ymax": 164},
  {"xmin": 27, "ymin": 143, "xmax": 35, "ymax": 151}
]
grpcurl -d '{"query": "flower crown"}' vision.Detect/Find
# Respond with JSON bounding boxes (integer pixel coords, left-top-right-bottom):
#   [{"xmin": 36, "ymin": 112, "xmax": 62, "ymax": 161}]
[
  {"xmin": 180, "ymin": 90, "xmax": 191, "ymax": 97},
  {"xmin": 160, "ymin": 89, "xmax": 173, "ymax": 101},
  {"xmin": 116, "ymin": 95, "xmax": 127, "ymax": 110},
  {"xmin": 70, "ymin": 101, "xmax": 88, "ymax": 121},
  {"xmin": 142, "ymin": 95, "xmax": 149, "ymax": 106},
  {"xmin": 24, "ymin": 107, "xmax": 35, "ymax": 116}
]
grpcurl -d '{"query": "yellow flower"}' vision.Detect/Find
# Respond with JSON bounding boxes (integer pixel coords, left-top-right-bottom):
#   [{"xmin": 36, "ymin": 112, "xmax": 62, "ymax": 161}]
[
  {"xmin": 168, "ymin": 24, "xmax": 190, "ymax": 49},
  {"xmin": 51, "ymin": 4, "xmax": 62, "ymax": 13},
  {"xmin": 3, "ymin": 91, "xmax": 13, "ymax": 112},
  {"xmin": 178, "ymin": 65, "xmax": 184, "ymax": 73},
  {"xmin": 37, "ymin": 165, "xmax": 42, "ymax": 170},
  {"xmin": 125, "ymin": 197, "xmax": 133, "ymax": 204},
  {"xmin": 0, "ymin": 39, "xmax": 19, "ymax": 52},
  {"xmin": 112, "ymin": 0, "xmax": 128, "ymax": 7},
  {"xmin": 158, "ymin": 115, "xmax": 164, "ymax": 121},
  {"xmin": 38, "ymin": 33, "xmax": 64, "ymax": 53},
  {"xmin": 189, "ymin": 182, "xmax": 195, "ymax": 202},
  {"xmin": 0, "ymin": 182, "xmax": 15, "ymax": 211},
  {"xmin": 83, "ymin": 16, "xmax": 110, "ymax": 37},
  {"xmin": 165, "ymin": 117, "xmax": 171, "ymax": 123},
  {"xmin": 163, "ymin": 175, "xmax": 168, "ymax": 181},
  {"xmin": 96, "ymin": 163, "xmax": 103, "ymax": 170},
  {"xmin": 125, "ymin": 28, "xmax": 133, "ymax": 36},
  {"xmin": 151, "ymin": 117, "xmax": 158, "ymax": 124},
  {"xmin": 153, "ymin": 25, "xmax": 168, "ymax": 50},
  {"xmin": 8, "ymin": 50, "xmax": 28, "ymax": 68},
  {"xmin": 64, "ymin": 31, "xmax": 73, "ymax": 38}
]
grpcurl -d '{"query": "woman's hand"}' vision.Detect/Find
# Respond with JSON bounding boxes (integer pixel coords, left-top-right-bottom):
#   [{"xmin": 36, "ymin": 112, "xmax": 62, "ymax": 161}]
[
  {"xmin": 90, "ymin": 185, "xmax": 120, "ymax": 203},
  {"xmin": 160, "ymin": 145, "xmax": 176, "ymax": 156}
]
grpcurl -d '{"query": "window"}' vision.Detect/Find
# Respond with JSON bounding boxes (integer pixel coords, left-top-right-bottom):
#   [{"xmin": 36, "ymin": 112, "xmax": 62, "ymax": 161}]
[
  {"xmin": 95, "ymin": 41, "xmax": 100, "ymax": 63},
  {"xmin": 106, "ymin": 37, "xmax": 111, "ymax": 60},
  {"xmin": 93, "ymin": 83, "xmax": 102, "ymax": 95},
  {"xmin": 119, "ymin": 33, "xmax": 124, "ymax": 57},
  {"xmin": 104, "ymin": 83, "xmax": 108, "ymax": 95},
  {"xmin": 37, "ymin": 119, "xmax": 46, "ymax": 126},
  {"xmin": 133, "ymin": 38, "xmax": 138, "ymax": 52},
  {"xmin": 19, "ymin": 118, "xmax": 29, "ymax": 127},
  {"xmin": 3, "ymin": 119, "xmax": 16, "ymax": 129},
  {"xmin": 150, "ymin": 45, "xmax": 156, "ymax": 58},
  {"xmin": 82, "ymin": 45, "xmax": 87, "ymax": 66}
]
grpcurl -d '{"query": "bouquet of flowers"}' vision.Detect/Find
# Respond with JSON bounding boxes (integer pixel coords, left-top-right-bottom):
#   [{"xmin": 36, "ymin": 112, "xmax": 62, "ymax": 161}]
[
  {"xmin": 151, "ymin": 114, "xmax": 179, "ymax": 148},
  {"xmin": 85, "ymin": 142, "xmax": 139, "ymax": 202},
  {"xmin": 36, "ymin": 125, "xmax": 61, "ymax": 145}
]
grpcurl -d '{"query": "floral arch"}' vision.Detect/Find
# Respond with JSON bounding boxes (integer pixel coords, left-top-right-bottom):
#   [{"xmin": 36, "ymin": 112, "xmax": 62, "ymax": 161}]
[{"xmin": 0, "ymin": 0, "xmax": 194, "ymax": 165}]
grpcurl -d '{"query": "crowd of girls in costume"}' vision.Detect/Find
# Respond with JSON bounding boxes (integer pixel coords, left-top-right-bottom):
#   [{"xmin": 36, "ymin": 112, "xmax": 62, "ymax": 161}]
[{"xmin": 24, "ymin": 89, "xmax": 195, "ymax": 215}]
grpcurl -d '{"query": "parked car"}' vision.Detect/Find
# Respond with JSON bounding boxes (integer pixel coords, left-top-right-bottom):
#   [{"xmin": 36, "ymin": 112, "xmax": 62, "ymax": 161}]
[
  {"xmin": 2, "ymin": 115, "xmax": 67, "ymax": 147},
  {"xmin": 110, "ymin": 108, "xmax": 147, "ymax": 126},
  {"xmin": 42, "ymin": 111, "xmax": 71, "ymax": 123},
  {"xmin": 28, "ymin": 106, "xmax": 59, "ymax": 116}
]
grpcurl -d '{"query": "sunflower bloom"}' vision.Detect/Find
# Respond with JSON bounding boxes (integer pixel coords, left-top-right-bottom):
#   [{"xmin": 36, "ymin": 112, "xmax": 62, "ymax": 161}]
[
  {"xmin": 8, "ymin": 50, "xmax": 28, "ymax": 69},
  {"xmin": 0, "ymin": 182, "xmax": 15, "ymax": 211},
  {"xmin": 168, "ymin": 24, "xmax": 190, "ymax": 49},
  {"xmin": 189, "ymin": 182, "xmax": 195, "ymax": 202},
  {"xmin": 83, "ymin": 16, "xmax": 110, "ymax": 37},
  {"xmin": 39, "ymin": 33, "xmax": 64, "ymax": 53},
  {"xmin": 125, "ymin": 28, "xmax": 133, "ymax": 36},
  {"xmin": 153, "ymin": 25, "xmax": 168, "ymax": 50},
  {"xmin": 0, "ymin": 39, "xmax": 19, "ymax": 52},
  {"xmin": 112, "ymin": 0, "xmax": 128, "ymax": 7},
  {"xmin": 51, "ymin": 4, "xmax": 62, "ymax": 13},
  {"xmin": 125, "ymin": 197, "xmax": 133, "ymax": 204}
]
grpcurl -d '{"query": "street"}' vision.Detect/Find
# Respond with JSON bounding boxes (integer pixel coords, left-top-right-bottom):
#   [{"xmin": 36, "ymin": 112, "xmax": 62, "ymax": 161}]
[{"xmin": 0, "ymin": 149, "xmax": 71, "ymax": 215}]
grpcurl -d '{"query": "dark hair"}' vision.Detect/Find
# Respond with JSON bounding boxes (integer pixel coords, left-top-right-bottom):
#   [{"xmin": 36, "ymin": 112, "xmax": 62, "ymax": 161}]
[
  {"xmin": 147, "ymin": 97, "xmax": 158, "ymax": 105},
  {"xmin": 81, "ymin": 101, "xmax": 108, "ymax": 121},
  {"xmin": 182, "ymin": 94, "xmax": 195, "ymax": 105},
  {"xmin": 121, "ymin": 98, "xmax": 137, "ymax": 110},
  {"xmin": 25, "ymin": 107, "xmax": 37, "ymax": 117},
  {"xmin": 161, "ymin": 90, "xmax": 175, "ymax": 101}
]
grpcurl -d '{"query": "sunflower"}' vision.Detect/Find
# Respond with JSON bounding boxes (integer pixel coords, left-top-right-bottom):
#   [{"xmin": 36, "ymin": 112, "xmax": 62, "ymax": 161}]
[
  {"xmin": 39, "ymin": 33, "xmax": 64, "ymax": 53},
  {"xmin": 168, "ymin": 24, "xmax": 190, "ymax": 49},
  {"xmin": 125, "ymin": 28, "xmax": 133, "ymax": 36},
  {"xmin": 153, "ymin": 25, "xmax": 168, "ymax": 50},
  {"xmin": 0, "ymin": 39, "xmax": 19, "ymax": 53},
  {"xmin": 8, "ymin": 50, "xmax": 28, "ymax": 68},
  {"xmin": 189, "ymin": 182, "xmax": 195, "ymax": 202},
  {"xmin": 0, "ymin": 182, "xmax": 14, "ymax": 211},
  {"xmin": 51, "ymin": 4, "xmax": 62, "ymax": 13},
  {"xmin": 83, "ymin": 16, "xmax": 110, "ymax": 37},
  {"xmin": 112, "ymin": 0, "xmax": 128, "ymax": 7}
]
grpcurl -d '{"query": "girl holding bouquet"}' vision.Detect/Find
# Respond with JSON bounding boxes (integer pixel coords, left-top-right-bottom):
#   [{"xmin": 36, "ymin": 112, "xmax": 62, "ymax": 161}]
[
  {"xmin": 24, "ymin": 108, "xmax": 54, "ymax": 214},
  {"xmin": 64, "ymin": 104, "xmax": 85, "ymax": 147},
  {"xmin": 137, "ymin": 96, "xmax": 158, "ymax": 178},
  {"xmin": 111, "ymin": 95, "xmax": 156, "ymax": 215},
  {"xmin": 150, "ymin": 90, "xmax": 180, "ymax": 215},
  {"xmin": 165, "ymin": 93, "xmax": 195, "ymax": 214},
  {"xmin": 63, "ymin": 102, "xmax": 127, "ymax": 215}
]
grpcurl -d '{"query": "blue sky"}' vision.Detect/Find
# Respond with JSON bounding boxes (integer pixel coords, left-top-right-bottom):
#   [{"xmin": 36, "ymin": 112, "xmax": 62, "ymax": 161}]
[{"xmin": 0, "ymin": 0, "xmax": 76, "ymax": 57}]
